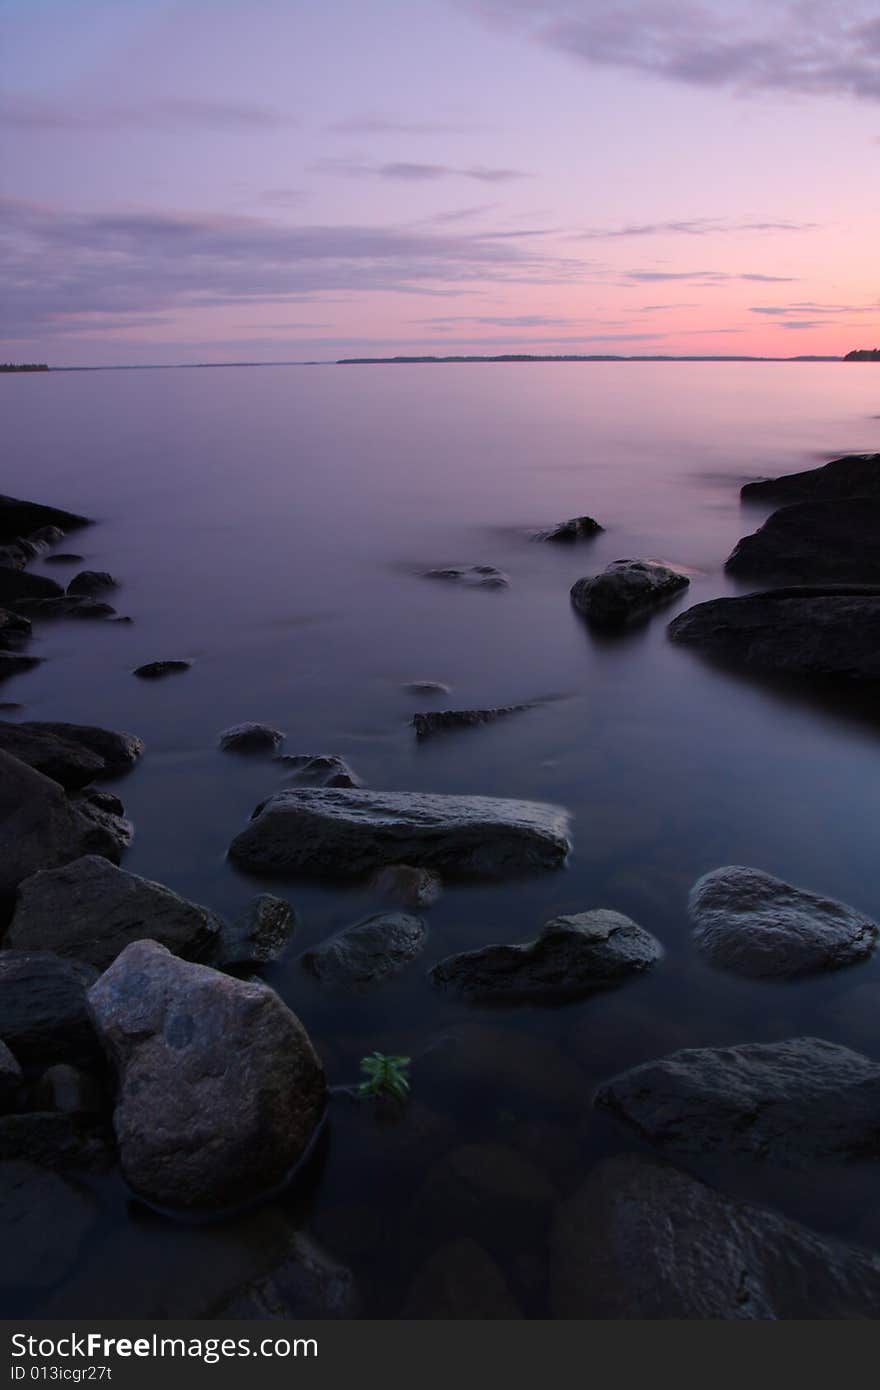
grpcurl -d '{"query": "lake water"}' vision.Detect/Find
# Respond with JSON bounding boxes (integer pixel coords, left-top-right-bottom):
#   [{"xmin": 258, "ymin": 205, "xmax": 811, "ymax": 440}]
[{"xmin": 3, "ymin": 361, "xmax": 880, "ymax": 1317}]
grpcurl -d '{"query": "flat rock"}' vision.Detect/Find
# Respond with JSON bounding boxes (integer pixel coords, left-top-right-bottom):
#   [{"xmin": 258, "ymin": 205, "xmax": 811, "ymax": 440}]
[
  {"xmin": 423, "ymin": 564, "xmax": 509, "ymax": 588},
  {"xmin": 66, "ymin": 570, "xmax": 116, "ymax": 597},
  {"xmin": 0, "ymin": 951, "xmax": 99, "ymax": 1064},
  {"xmin": 229, "ymin": 787, "xmax": 571, "ymax": 880},
  {"xmin": 412, "ymin": 705, "xmax": 529, "ymax": 738},
  {"xmin": 689, "ymin": 865, "xmax": 877, "ymax": 979},
  {"xmin": 0, "ymin": 652, "xmax": 41, "ymax": 682},
  {"xmin": 0, "ymin": 494, "xmax": 90, "ymax": 546},
  {"xmin": 430, "ymin": 909, "xmax": 663, "ymax": 1004},
  {"xmin": 7, "ymin": 855, "xmax": 223, "ymax": 970},
  {"xmin": 0, "ymin": 1041, "xmax": 22, "ymax": 1112},
  {"xmin": 0, "ymin": 1160, "xmax": 95, "ymax": 1290},
  {"xmin": 371, "ymin": 864, "xmax": 442, "ymax": 907},
  {"xmin": 0, "ymin": 723, "xmax": 105, "ymax": 790},
  {"xmin": 552, "ymin": 1153, "xmax": 880, "ymax": 1319},
  {"xmin": 726, "ymin": 500, "xmax": 880, "ymax": 583},
  {"xmin": 571, "ymin": 559, "xmax": 689, "ymax": 627},
  {"xmin": 275, "ymin": 753, "xmax": 360, "ymax": 788},
  {"xmin": 302, "ymin": 911, "xmax": 427, "ymax": 988},
  {"xmin": 741, "ymin": 452, "xmax": 880, "ymax": 503},
  {"xmin": 595, "ymin": 1036, "xmax": 880, "ymax": 1164},
  {"xmin": 132, "ymin": 659, "xmax": 192, "ymax": 679},
  {"xmin": 402, "ymin": 681, "xmax": 451, "ymax": 696},
  {"xmin": 44, "ymin": 553, "xmax": 84, "ymax": 565},
  {"xmin": 0, "ymin": 608, "xmax": 31, "ymax": 648},
  {"xmin": 401, "ymin": 1239, "xmax": 522, "ymax": 1319},
  {"xmin": 668, "ymin": 586, "xmax": 880, "ymax": 681},
  {"xmin": 219, "ymin": 722, "xmax": 285, "ymax": 753},
  {"xmin": 214, "ymin": 894, "xmax": 295, "ymax": 969},
  {"xmin": 19, "ymin": 721, "xmax": 144, "ymax": 776},
  {"xmin": 11, "ymin": 595, "xmax": 116, "ymax": 621},
  {"xmin": 538, "ymin": 515, "xmax": 604, "ymax": 542},
  {"xmin": 88, "ymin": 940, "xmax": 326, "ymax": 1212},
  {"xmin": 0, "ymin": 569, "xmax": 63, "ymax": 606}
]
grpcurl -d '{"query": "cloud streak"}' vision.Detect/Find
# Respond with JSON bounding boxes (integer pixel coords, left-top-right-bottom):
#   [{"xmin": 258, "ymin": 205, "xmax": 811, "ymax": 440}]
[{"xmin": 309, "ymin": 157, "xmax": 529, "ymax": 182}]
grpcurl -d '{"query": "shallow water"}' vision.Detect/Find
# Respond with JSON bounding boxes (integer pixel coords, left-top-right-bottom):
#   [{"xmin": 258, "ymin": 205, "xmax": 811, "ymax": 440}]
[{"xmin": 3, "ymin": 361, "xmax": 880, "ymax": 1316}]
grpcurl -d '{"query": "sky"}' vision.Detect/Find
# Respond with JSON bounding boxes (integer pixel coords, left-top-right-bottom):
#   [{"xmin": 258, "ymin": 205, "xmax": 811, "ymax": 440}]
[{"xmin": 2, "ymin": 0, "xmax": 879, "ymax": 365}]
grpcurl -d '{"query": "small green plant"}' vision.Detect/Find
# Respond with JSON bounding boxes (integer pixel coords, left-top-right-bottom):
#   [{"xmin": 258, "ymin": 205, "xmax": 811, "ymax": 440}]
[{"xmin": 357, "ymin": 1051, "xmax": 411, "ymax": 1103}]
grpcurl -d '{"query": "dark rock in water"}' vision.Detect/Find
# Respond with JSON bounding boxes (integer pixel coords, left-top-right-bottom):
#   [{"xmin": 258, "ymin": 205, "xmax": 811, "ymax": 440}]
[
  {"xmin": 302, "ymin": 911, "xmax": 428, "ymax": 989},
  {"xmin": 571, "ymin": 559, "xmax": 689, "ymax": 627},
  {"xmin": 410, "ymin": 1142, "xmax": 557, "ymax": 1252},
  {"xmin": 19, "ymin": 721, "xmax": 143, "ymax": 777},
  {"xmin": 0, "ymin": 723, "xmax": 105, "ymax": 790},
  {"xmin": 689, "ymin": 865, "xmax": 877, "ymax": 979},
  {"xmin": 0, "ymin": 495, "xmax": 89, "ymax": 546},
  {"xmin": 11, "ymin": 595, "xmax": 117, "ymax": 621},
  {"xmin": 132, "ymin": 659, "xmax": 192, "ymax": 679},
  {"xmin": 594, "ymin": 1036, "xmax": 880, "ymax": 1164},
  {"xmin": 0, "ymin": 1042, "xmax": 22, "ymax": 1112},
  {"xmin": 371, "ymin": 864, "xmax": 442, "ymax": 907},
  {"xmin": 219, "ymin": 722, "xmax": 285, "ymax": 753},
  {"xmin": 538, "ymin": 515, "xmax": 604, "ymax": 542},
  {"xmin": 229, "ymin": 788, "xmax": 571, "ymax": 881},
  {"xmin": 430, "ymin": 909, "xmax": 663, "ymax": 1004},
  {"xmin": 0, "ymin": 653, "xmax": 41, "ymax": 684},
  {"xmin": 0, "ymin": 1161, "xmax": 95, "ymax": 1290},
  {"xmin": 44, "ymin": 553, "xmax": 84, "ymax": 565},
  {"xmin": 401, "ymin": 1239, "xmax": 523, "ymax": 1319},
  {"xmin": 0, "ymin": 608, "xmax": 31, "ymax": 649},
  {"xmin": 275, "ymin": 752, "xmax": 361, "ymax": 788},
  {"xmin": 742, "ymin": 452, "xmax": 880, "ymax": 503},
  {"xmin": 0, "ymin": 569, "xmax": 63, "ymax": 606},
  {"xmin": 28, "ymin": 526, "xmax": 66, "ymax": 550},
  {"xmin": 402, "ymin": 680, "xmax": 451, "ymax": 696},
  {"xmin": 66, "ymin": 570, "xmax": 117, "ymax": 597},
  {"xmin": 412, "ymin": 705, "xmax": 529, "ymax": 738},
  {"xmin": 0, "ymin": 750, "xmax": 125, "ymax": 903},
  {"xmin": 7, "ymin": 855, "xmax": 223, "ymax": 970},
  {"xmin": 214, "ymin": 894, "xmax": 295, "ymax": 970},
  {"xmin": 34, "ymin": 1064, "xmax": 104, "ymax": 1116},
  {"xmin": 88, "ymin": 940, "xmax": 326, "ymax": 1212},
  {"xmin": 725, "ymin": 500, "xmax": 880, "ymax": 583},
  {"xmin": 551, "ymin": 1153, "xmax": 880, "ymax": 1319},
  {"xmin": 668, "ymin": 586, "xmax": 880, "ymax": 681},
  {"xmin": 0, "ymin": 951, "xmax": 98, "ymax": 1064},
  {"xmin": 70, "ymin": 791, "xmax": 134, "ymax": 858},
  {"xmin": 0, "ymin": 544, "xmax": 29, "ymax": 571},
  {"xmin": 212, "ymin": 1231, "xmax": 359, "ymax": 1319},
  {"xmin": 423, "ymin": 564, "xmax": 509, "ymax": 589},
  {"xmin": 0, "ymin": 1111, "xmax": 111, "ymax": 1172}
]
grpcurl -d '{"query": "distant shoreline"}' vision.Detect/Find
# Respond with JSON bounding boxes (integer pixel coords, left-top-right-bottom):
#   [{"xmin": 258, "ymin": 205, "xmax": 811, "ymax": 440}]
[{"xmin": 1, "ymin": 354, "xmax": 856, "ymax": 373}]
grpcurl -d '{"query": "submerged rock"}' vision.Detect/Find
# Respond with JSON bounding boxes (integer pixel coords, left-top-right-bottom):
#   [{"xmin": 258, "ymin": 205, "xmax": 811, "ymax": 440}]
[
  {"xmin": 402, "ymin": 681, "xmax": 451, "ymax": 696},
  {"xmin": 0, "ymin": 652, "xmax": 42, "ymax": 682},
  {"xmin": 430, "ymin": 909, "xmax": 662, "ymax": 1004},
  {"xmin": 595, "ymin": 1036, "xmax": 880, "ymax": 1164},
  {"xmin": 538, "ymin": 515, "xmax": 604, "ymax": 543},
  {"xmin": 214, "ymin": 894, "xmax": 295, "ymax": 970},
  {"xmin": 7, "ymin": 855, "xmax": 223, "ymax": 970},
  {"xmin": 229, "ymin": 787, "xmax": 571, "ymax": 880},
  {"xmin": 302, "ymin": 911, "xmax": 428, "ymax": 989},
  {"xmin": 571, "ymin": 559, "xmax": 689, "ymax": 627},
  {"xmin": 726, "ymin": 500, "xmax": 880, "ymax": 583},
  {"xmin": 12, "ymin": 595, "xmax": 117, "ymax": 621},
  {"xmin": 212, "ymin": 1231, "xmax": 359, "ymax": 1319},
  {"xmin": 423, "ymin": 564, "xmax": 509, "ymax": 589},
  {"xmin": 0, "ymin": 494, "xmax": 89, "ymax": 546},
  {"xmin": 689, "ymin": 865, "xmax": 877, "ymax": 979},
  {"xmin": 44, "ymin": 553, "xmax": 84, "ymax": 565},
  {"xmin": 275, "ymin": 753, "xmax": 360, "ymax": 788},
  {"xmin": 132, "ymin": 659, "xmax": 192, "ymax": 679},
  {"xmin": 34, "ymin": 1064, "xmax": 104, "ymax": 1116},
  {"xmin": 0, "ymin": 1161, "xmax": 95, "ymax": 1290},
  {"xmin": 0, "ymin": 951, "xmax": 98, "ymax": 1064},
  {"xmin": 0, "ymin": 1111, "xmax": 111, "ymax": 1172},
  {"xmin": 66, "ymin": 570, "xmax": 116, "ymax": 597},
  {"xmin": 0, "ymin": 608, "xmax": 31, "ymax": 648},
  {"xmin": 412, "ymin": 705, "xmax": 529, "ymax": 738},
  {"xmin": 88, "ymin": 940, "xmax": 326, "ymax": 1212},
  {"xmin": 741, "ymin": 452, "xmax": 880, "ymax": 503},
  {"xmin": 219, "ymin": 722, "xmax": 285, "ymax": 753},
  {"xmin": 0, "ymin": 1042, "xmax": 22, "ymax": 1112},
  {"xmin": 371, "ymin": 864, "xmax": 442, "ymax": 907},
  {"xmin": 552, "ymin": 1153, "xmax": 880, "ymax": 1319},
  {"xmin": 402, "ymin": 1239, "xmax": 522, "ymax": 1319}
]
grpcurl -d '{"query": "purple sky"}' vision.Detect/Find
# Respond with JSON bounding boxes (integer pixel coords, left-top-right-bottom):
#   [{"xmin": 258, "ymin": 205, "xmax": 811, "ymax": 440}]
[{"xmin": 2, "ymin": 0, "xmax": 879, "ymax": 364}]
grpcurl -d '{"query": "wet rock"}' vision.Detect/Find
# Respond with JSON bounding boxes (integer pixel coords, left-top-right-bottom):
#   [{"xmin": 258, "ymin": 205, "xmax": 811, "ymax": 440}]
[
  {"xmin": 0, "ymin": 544, "xmax": 29, "ymax": 571},
  {"xmin": 371, "ymin": 864, "xmax": 442, "ymax": 907},
  {"xmin": 571, "ymin": 559, "xmax": 689, "ymax": 627},
  {"xmin": 0, "ymin": 951, "xmax": 98, "ymax": 1064},
  {"xmin": 594, "ymin": 1036, "xmax": 880, "ymax": 1164},
  {"xmin": 44, "ymin": 553, "xmax": 84, "ymax": 565},
  {"xmin": 212, "ymin": 1232, "xmax": 359, "ymax": 1319},
  {"xmin": 34, "ymin": 1064, "xmax": 104, "ymax": 1116},
  {"xmin": 219, "ymin": 722, "xmax": 285, "ymax": 754},
  {"xmin": 430, "ymin": 909, "xmax": 663, "ymax": 1004},
  {"xmin": 689, "ymin": 866, "xmax": 877, "ymax": 979},
  {"xmin": 0, "ymin": 1161, "xmax": 95, "ymax": 1290},
  {"xmin": 0, "ymin": 608, "xmax": 31, "ymax": 648},
  {"xmin": 402, "ymin": 680, "xmax": 451, "ymax": 696},
  {"xmin": 0, "ymin": 1042, "xmax": 22, "ymax": 1112},
  {"xmin": 88, "ymin": 940, "xmax": 326, "ymax": 1211},
  {"xmin": 214, "ymin": 894, "xmax": 295, "ymax": 970},
  {"xmin": 0, "ymin": 495, "xmax": 89, "ymax": 545},
  {"xmin": 0, "ymin": 652, "xmax": 42, "ymax": 682},
  {"xmin": 66, "ymin": 570, "xmax": 117, "ymax": 597},
  {"xmin": 8, "ymin": 855, "xmax": 223, "ymax": 970},
  {"xmin": 303, "ymin": 911, "xmax": 428, "ymax": 989},
  {"xmin": 0, "ymin": 723, "xmax": 105, "ymax": 790},
  {"xmin": 229, "ymin": 788, "xmax": 571, "ymax": 881},
  {"xmin": 725, "ymin": 500, "xmax": 880, "ymax": 583},
  {"xmin": 401, "ymin": 1239, "xmax": 523, "ymax": 1318},
  {"xmin": 275, "ymin": 752, "xmax": 360, "ymax": 788},
  {"xmin": 412, "ymin": 705, "xmax": 530, "ymax": 738},
  {"xmin": 423, "ymin": 564, "xmax": 509, "ymax": 588},
  {"xmin": 410, "ymin": 1143, "xmax": 557, "ymax": 1252},
  {"xmin": 69, "ymin": 791, "xmax": 134, "ymax": 858},
  {"xmin": 20, "ymin": 722, "xmax": 144, "ymax": 777},
  {"xmin": 741, "ymin": 452, "xmax": 880, "ymax": 504},
  {"xmin": 0, "ymin": 1111, "xmax": 111, "ymax": 1171},
  {"xmin": 422, "ymin": 1023, "xmax": 584, "ymax": 1113},
  {"xmin": 28, "ymin": 525, "xmax": 66, "ymax": 549},
  {"xmin": 551, "ymin": 1153, "xmax": 880, "ymax": 1319},
  {"xmin": 132, "ymin": 659, "xmax": 192, "ymax": 679},
  {"xmin": 0, "ymin": 569, "xmax": 64, "ymax": 606},
  {"xmin": 668, "ymin": 586, "xmax": 880, "ymax": 681},
  {"xmin": 11, "ymin": 595, "xmax": 116, "ymax": 621},
  {"xmin": 538, "ymin": 515, "xmax": 604, "ymax": 543}
]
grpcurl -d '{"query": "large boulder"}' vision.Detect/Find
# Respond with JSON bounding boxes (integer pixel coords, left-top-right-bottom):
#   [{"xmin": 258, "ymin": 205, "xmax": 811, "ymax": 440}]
[
  {"xmin": 668, "ymin": 586, "xmax": 880, "ymax": 680},
  {"xmin": 228, "ymin": 788, "xmax": 571, "ymax": 880},
  {"xmin": 725, "ymin": 500, "xmax": 880, "ymax": 583},
  {"xmin": 0, "ymin": 494, "xmax": 90, "ymax": 545},
  {"xmin": 538, "ymin": 515, "xmax": 603, "ymax": 543},
  {"xmin": 218, "ymin": 722, "xmax": 285, "ymax": 754},
  {"xmin": 0, "ymin": 724, "xmax": 104, "ymax": 790},
  {"xmin": 302, "ymin": 911, "xmax": 428, "ymax": 989},
  {"xmin": 595, "ymin": 1037, "xmax": 880, "ymax": 1164},
  {"xmin": 429, "ymin": 910, "xmax": 663, "ymax": 1004},
  {"xmin": 552, "ymin": 1153, "xmax": 880, "ymax": 1319},
  {"xmin": 0, "ymin": 1160, "xmax": 95, "ymax": 1290},
  {"xmin": 0, "ymin": 951, "xmax": 98, "ymax": 1064},
  {"xmin": 741, "ymin": 452, "xmax": 880, "ymax": 503},
  {"xmin": 571, "ymin": 560, "xmax": 689, "ymax": 627},
  {"xmin": 66, "ymin": 570, "xmax": 116, "ymax": 597},
  {"xmin": 689, "ymin": 865, "xmax": 877, "ymax": 979},
  {"xmin": 88, "ymin": 940, "xmax": 326, "ymax": 1211},
  {"xmin": 0, "ymin": 569, "xmax": 63, "ymax": 607},
  {"xmin": 19, "ymin": 722, "xmax": 144, "ymax": 777}
]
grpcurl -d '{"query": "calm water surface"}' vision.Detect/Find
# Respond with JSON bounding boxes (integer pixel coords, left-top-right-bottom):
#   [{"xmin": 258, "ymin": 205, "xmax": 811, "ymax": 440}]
[{"xmin": 4, "ymin": 362, "xmax": 880, "ymax": 1316}]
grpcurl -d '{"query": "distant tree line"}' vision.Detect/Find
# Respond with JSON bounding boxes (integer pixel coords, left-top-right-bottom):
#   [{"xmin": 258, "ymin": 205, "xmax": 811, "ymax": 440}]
[
  {"xmin": 844, "ymin": 349, "xmax": 880, "ymax": 361},
  {"xmin": 0, "ymin": 363, "xmax": 49, "ymax": 372}
]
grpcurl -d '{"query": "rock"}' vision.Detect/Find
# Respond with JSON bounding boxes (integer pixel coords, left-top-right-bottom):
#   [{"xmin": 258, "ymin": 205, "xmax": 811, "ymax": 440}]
[
  {"xmin": 132, "ymin": 659, "xmax": 192, "ymax": 679},
  {"xmin": 214, "ymin": 894, "xmax": 295, "ymax": 969},
  {"xmin": 17, "ymin": 721, "xmax": 144, "ymax": 776},
  {"xmin": 88, "ymin": 940, "xmax": 326, "ymax": 1211},
  {"xmin": 0, "ymin": 608, "xmax": 31, "ymax": 648},
  {"xmin": 0, "ymin": 723, "xmax": 105, "ymax": 790},
  {"xmin": 430, "ymin": 909, "xmax": 663, "ymax": 1004},
  {"xmin": 69, "ymin": 791, "xmax": 134, "ymax": 858},
  {"xmin": 0, "ymin": 750, "xmax": 125, "ymax": 904},
  {"xmin": 410, "ymin": 1143, "xmax": 557, "ymax": 1252},
  {"xmin": 402, "ymin": 681, "xmax": 451, "ymax": 696},
  {"xmin": 229, "ymin": 788, "xmax": 571, "ymax": 880},
  {"xmin": 0, "ymin": 1111, "xmax": 111, "ymax": 1171},
  {"xmin": 0, "ymin": 495, "xmax": 89, "ymax": 546},
  {"xmin": 594, "ymin": 1036, "xmax": 880, "ymax": 1164},
  {"xmin": 538, "ymin": 515, "xmax": 604, "ymax": 542},
  {"xmin": 302, "ymin": 911, "xmax": 428, "ymax": 989},
  {"xmin": 275, "ymin": 752, "xmax": 360, "ymax": 788},
  {"xmin": 66, "ymin": 570, "xmax": 116, "ymax": 597},
  {"xmin": 11, "ymin": 595, "xmax": 117, "ymax": 621},
  {"xmin": 423, "ymin": 564, "xmax": 509, "ymax": 588},
  {"xmin": 421, "ymin": 1023, "xmax": 585, "ymax": 1112},
  {"xmin": 0, "ymin": 951, "xmax": 98, "ymax": 1064},
  {"xmin": 0, "ymin": 569, "xmax": 63, "ymax": 606},
  {"xmin": 28, "ymin": 526, "xmax": 66, "ymax": 549},
  {"xmin": 725, "ymin": 500, "xmax": 880, "ymax": 583},
  {"xmin": 219, "ymin": 722, "xmax": 285, "ymax": 753},
  {"xmin": 0, "ymin": 1161, "xmax": 95, "ymax": 1290},
  {"xmin": 412, "ymin": 705, "xmax": 530, "ymax": 737},
  {"xmin": 7, "ymin": 855, "xmax": 223, "ymax": 970},
  {"xmin": 0, "ymin": 652, "xmax": 42, "ymax": 681},
  {"xmin": 212, "ymin": 1232, "xmax": 359, "ymax": 1319},
  {"xmin": 401, "ymin": 1239, "xmax": 523, "ymax": 1318},
  {"xmin": 551, "ymin": 1153, "xmax": 880, "ymax": 1319},
  {"xmin": 689, "ymin": 866, "xmax": 877, "ymax": 979},
  {"xmin": 668, "ymin": 586, "xmax": 880, "ymax": 681},
  {"xmin": 741, "ymin": 452, "xmax": 880, "ymax": 503},
  {"xmin": 571, "ymin": 559, "xmax": 689, "ymax": 627},
  {"xmin": 43, "ymin": 553, "xmax": 84, "ymax": 565},
  {"xmin": 34, "ymin": 1064, "xmax": 104, "ymax": 1115},
  {"xmin": 0, "ymin": 544, "xmax": 29, "ymax": 571},
  {"xmin": 371, "ymin": 864, "xmax": 442, "ymax": 907},
  {"xmin": 0, "ymin": 1041, "xmax": 22, "ymax": 1112}
]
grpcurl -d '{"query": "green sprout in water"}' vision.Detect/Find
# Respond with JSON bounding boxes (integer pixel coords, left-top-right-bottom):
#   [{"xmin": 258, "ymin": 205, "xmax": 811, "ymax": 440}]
[{"xmin": 357, "ymin": 1052, "xmax": 411, "ymax": 1103}]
